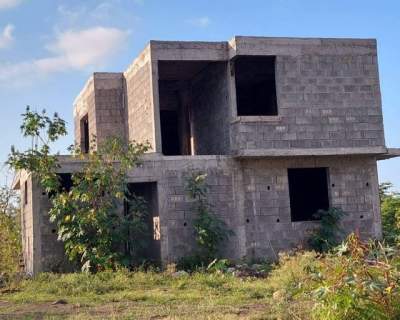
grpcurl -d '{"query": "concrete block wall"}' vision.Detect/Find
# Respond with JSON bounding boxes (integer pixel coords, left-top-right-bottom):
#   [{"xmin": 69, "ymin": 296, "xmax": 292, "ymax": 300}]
[
  {"xmin": 74, "ymin": 73, "xmax": 126, "ymax": 149},
  {"xmin": 73, "ymin": 37, "xmax": 386, "ymax": 157},
  {"xmin": 73, "ymin": 76, "xmax": 96, "ymax": 149},
  {"xmin": 19, "ymin": 173, "xmax": 34, "ymax": 274},
  {"xmin": 124, "ymin": 47, "xmax": 157, "ymax": 151},
  {"xmin": 159, "ymin": 158, "xmax": 240, "ymax": 261},
  {"xmin": 229, "ymin": 37, "xmax": 385, "ymax": 154},
  {"xmin": 126, "ymin": 154, "xmax": 381, "ymax": 262},
  {"xmin": 18, "ymin": 173, "xmax": 69, "ymax": 274},
  {"xmin": 126, "ymin": 155, "xmax": 242, "ymax": 261},
  {"xmin": 238, "ymin": 156, "xmax": 381, "ymax": 259},
  {"xmin": 92, "ymin": 73, "xmax": 126, "ymax": 145},
  {"xmin": 191, "ymin": 62, "xmax": 231, "ymax": 155},
  {"xmin": 22, "ymin": 153, "xmax": 382, "ymax": 272}
]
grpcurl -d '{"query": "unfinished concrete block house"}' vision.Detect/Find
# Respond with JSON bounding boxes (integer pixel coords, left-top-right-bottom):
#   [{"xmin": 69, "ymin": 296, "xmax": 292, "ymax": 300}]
[{"xmin": 16, "ymin": 36, "xmax": 400, "ymax": 274}]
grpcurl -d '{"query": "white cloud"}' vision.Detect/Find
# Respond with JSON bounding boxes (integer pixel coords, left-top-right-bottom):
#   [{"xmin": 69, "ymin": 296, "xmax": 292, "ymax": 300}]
[
  {"xmin": 186, "ymin": 16, "xmax": 211, "ymax": 28},
  {"xmin": 43, "ymin": 27, "xmax": 129, "ymax": 71},
  {"xmin": 0, "ymin": 0, "xmax": 21, "ymax": 10},
  {"xmin": 57, "ymin": 1, "xmax": 137, "ymax": 25},
  {"xmin": 0, "ymin": 26, "xmax": 129, "ymax": 87},
  {"xmin": 0, "ymin": 24, "xmax": 14, "ymax": 48}
]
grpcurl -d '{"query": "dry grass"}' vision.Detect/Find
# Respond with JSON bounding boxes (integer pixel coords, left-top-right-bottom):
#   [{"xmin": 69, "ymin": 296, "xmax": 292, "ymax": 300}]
[{"xmin": 0, "ymin": 271, "xmax": 272, "ymax": 319}]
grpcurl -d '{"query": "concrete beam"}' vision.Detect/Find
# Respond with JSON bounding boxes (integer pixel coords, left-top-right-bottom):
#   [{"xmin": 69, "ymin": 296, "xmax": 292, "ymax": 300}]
[
  {"xmin": 234, "ymin": 146, "xmax": 389, "ymax": 158},
  {"xmin": 376, "ymin": 148, "xmax": 400, "ymax": 160}
]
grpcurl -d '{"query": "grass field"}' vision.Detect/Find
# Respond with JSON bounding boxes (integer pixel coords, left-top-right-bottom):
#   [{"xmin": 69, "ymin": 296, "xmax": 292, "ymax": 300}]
[{"xmin": 0, "ymin": 271, "xmax": 272, "ymax": 319}]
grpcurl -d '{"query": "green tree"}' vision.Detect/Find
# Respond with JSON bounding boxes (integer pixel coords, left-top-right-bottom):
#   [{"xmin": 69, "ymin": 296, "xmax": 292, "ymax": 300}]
[
  {"xmin": 50, "ymin": 138, "xmax": 150, "ymax": 272},
  {"xmin": 0, "ymin": 185, "xmax": 21, "ymax": 276},
  {"xmin": 7, "ymin": 107, "xmax": 67, "ymax": 193},
  {"xmin": 7, "ymin": 107, "xmax": 150, "ymax": 272},
  {"xmin": 380, "ymin": 182, "xmax": 400, "ymax": 245}
]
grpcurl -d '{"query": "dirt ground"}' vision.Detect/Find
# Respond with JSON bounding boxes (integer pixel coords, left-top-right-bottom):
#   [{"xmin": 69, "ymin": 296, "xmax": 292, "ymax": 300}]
[{"xmin": 0, "ymin": 300, "xmax": 268, "ymax": 319}]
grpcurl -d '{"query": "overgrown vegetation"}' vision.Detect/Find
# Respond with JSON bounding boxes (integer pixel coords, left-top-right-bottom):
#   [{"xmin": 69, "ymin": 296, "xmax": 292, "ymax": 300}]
[
  {"xmin": 7, "ymin": 107, "xmax": 150, "ymax": 272},
  {"xmin": 0, "ymin": 270, "xmax": 272, "ymax": 319},
  {"xmin": 0, "ymin": 186, "xmax": 21, "ymax": 278},
  {"xmin": 3, "ymin": 108, "xmax": 400, "ymax": 319},
  {"xmin": 179, "ymin": 173, "xmax": 233, "ymax": 270},
  {"xmin": 50, "ymin": 138, "xmax": 150, "ymax": 272},
  {"xmin": 3, "ymin": 234, "xmax": 400, "ymax": 319},
  {"xmin": 267, "ymin": 234, "xmax": 400, "ymax": 320},
  {"xmin": 380, "ymin": 182, "xmax": 400, "ymax": 245},
  {"xmin": 308, "ymin": 207, "xmax": 346, "ymax": 252}
]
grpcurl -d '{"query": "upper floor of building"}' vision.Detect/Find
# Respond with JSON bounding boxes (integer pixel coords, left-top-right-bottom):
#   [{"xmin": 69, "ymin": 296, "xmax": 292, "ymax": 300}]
[{"xmin": 73, "ymin": 36, "xmax": 389, "ymax": 158}]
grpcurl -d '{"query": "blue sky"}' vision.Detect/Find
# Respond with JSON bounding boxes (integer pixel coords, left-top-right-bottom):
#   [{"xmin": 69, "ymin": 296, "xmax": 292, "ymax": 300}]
[{"xmin": 0, "ymin": 0, "xmax": 399, "ymax": 189}]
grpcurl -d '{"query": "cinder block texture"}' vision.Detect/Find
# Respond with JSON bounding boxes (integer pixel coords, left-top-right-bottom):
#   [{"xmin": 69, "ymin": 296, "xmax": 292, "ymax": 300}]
[
  {"xmin": 25, "ymin": 154, "xmax": 382, "ymax": 272},
  {"xmin": 19, "ymin": 174, "xmax": 70, "ymax": 275},
  {"xmin": 93, "ymin": 73, "xmax": 126, "ymax": 145},
  {"xmin": 191, "ymin": 62, "xmax": 231, "ymax": 154},
  {"xmin": 74, "ymin": 73, "xmax": 126, "ymax": 148},
  {"xmin": 238, "ymin": 156, "xmax": 381, "ymax": 259},
  {"xmin": 230, "ymin": 37, "xmax": 385, "ymax": 154},
  {"xmin": 124, "ymin": 47, "xmax": 156, "ymax": 151},
  {"xmin": 73, "ymin": 76, "xmax": 96, "ymax": 149},
  {"xmin": 73, "ymin": 37, "xmax": 386, "ymax": 157}
]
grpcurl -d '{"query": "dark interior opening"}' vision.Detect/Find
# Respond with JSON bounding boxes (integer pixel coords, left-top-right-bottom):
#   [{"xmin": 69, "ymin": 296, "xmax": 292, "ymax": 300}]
[
  {"xmin": 80, "ymin": 114, "xmax": 89, "ymax": 153},
  {"xmin": 160, "ymin": 110, "xmax": 180, "ymax": 156},
  {"xmin": 47, "ymin": 173, "xmax": 73, "ymax": 198},
  {"xmin": 234, "ymin": 56, "xmax": 278, "ymax": 116},
  {"xmin": 24, "ymin": 181, "xmax": 28, "ymax": 205},
  {"xmin": 126, "ymin": 182, "xmax": 160, "ymax": 263},
  {"xmin": 58, "ymin": 173, "xmax": 73, "ymax": 192},
  {"xmin": 288, "ymin": 168, "xmax": 330, "ymax": 222},
  {"xmin": 158, "ymin": 60, "xmax": 223, "ymax": 156}
]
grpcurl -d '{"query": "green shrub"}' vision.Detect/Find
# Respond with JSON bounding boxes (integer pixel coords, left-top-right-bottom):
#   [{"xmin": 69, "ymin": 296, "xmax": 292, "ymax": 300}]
[
  {"xmin": 308, "ymin": 207, "xmax": 346, "ymax": 252},
  {"xmin": 0, "ymin": 186, "xmax": 21, "ymax": 280},
  {"xmin": 380, "ymin": 182, "xmax": 400, "ymax": 245},
  {"xmin": 176, "ymin": 254, "xmax": 205, "ymax": 272},
  {"xmin": 206, "ymin": 259, "xmax": 232, "ymax": 273},
  {"xmin": 265, "ymin": 250, "xmax": 320, "ymax": 319},
  {"xmin": 266, "ymin": 234, "xmax": 400, "ymax": 320},
  {"xmin": 311, "ymin": 234, "xmax": 400, "ymax": 320},
  {"xmin": 7, "ymin": 108, "xmax": 151, "ymax": 272},
  {"xmin": 185, "ymin": 172, "xmax": 233, "ymax": 264}
]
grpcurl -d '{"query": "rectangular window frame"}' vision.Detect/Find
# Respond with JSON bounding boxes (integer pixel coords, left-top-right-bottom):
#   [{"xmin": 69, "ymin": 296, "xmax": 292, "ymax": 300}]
[
  {"xmin": 80, "ymin": 114, "xmax": 89, "ymax": 153},
  {"xmin": 233, "ymin": 55, "xmax": 279, "ymax": 118},
  {"xmin": 24, "ymin": 180, "xmax": 28, "ymax": 205},
  {"xmin": 288, "ymin": 167, "xmax": 330, "ymax": 222}
]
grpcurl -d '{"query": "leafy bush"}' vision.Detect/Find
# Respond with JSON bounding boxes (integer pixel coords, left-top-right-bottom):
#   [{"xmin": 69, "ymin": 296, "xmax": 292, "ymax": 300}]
[
  {"xmin": 266, "ymin": 234, "xmax": 400, "ymax": 320},
  {"xmin": 49, "ymin": 137, "xmax": 150, "ymax": 272},
  {"xmin": 7, "ymin": 108, "xmax": 150, "ymax": 272},
  {"xmin": 0, "ymin": 186, "xmax": 21, "ymax": 279},
  {"xmin": 206, "ymin": 259, "xmax": 233, "ymax": 273},
  {"xmin": 185, "ymin": 173, "xmax": 233, "ymax": 264},
  {"xmin": 380, "ymin": 182, "xmax": 400, "ymax": 245},
  {"xmin": 312, "ymin": 235, "xmax": 400, "ymax": 320},
  {"xmin": 176, "ymin": 254, "xmax": 205, "ymax": 272},
  {"xmin": 265, "ymin": 250, "xmax": 320, "ymax": 319},
  {"xmin": 308, "ymin": 207, "xmax": 346, "ymax": 252}
]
